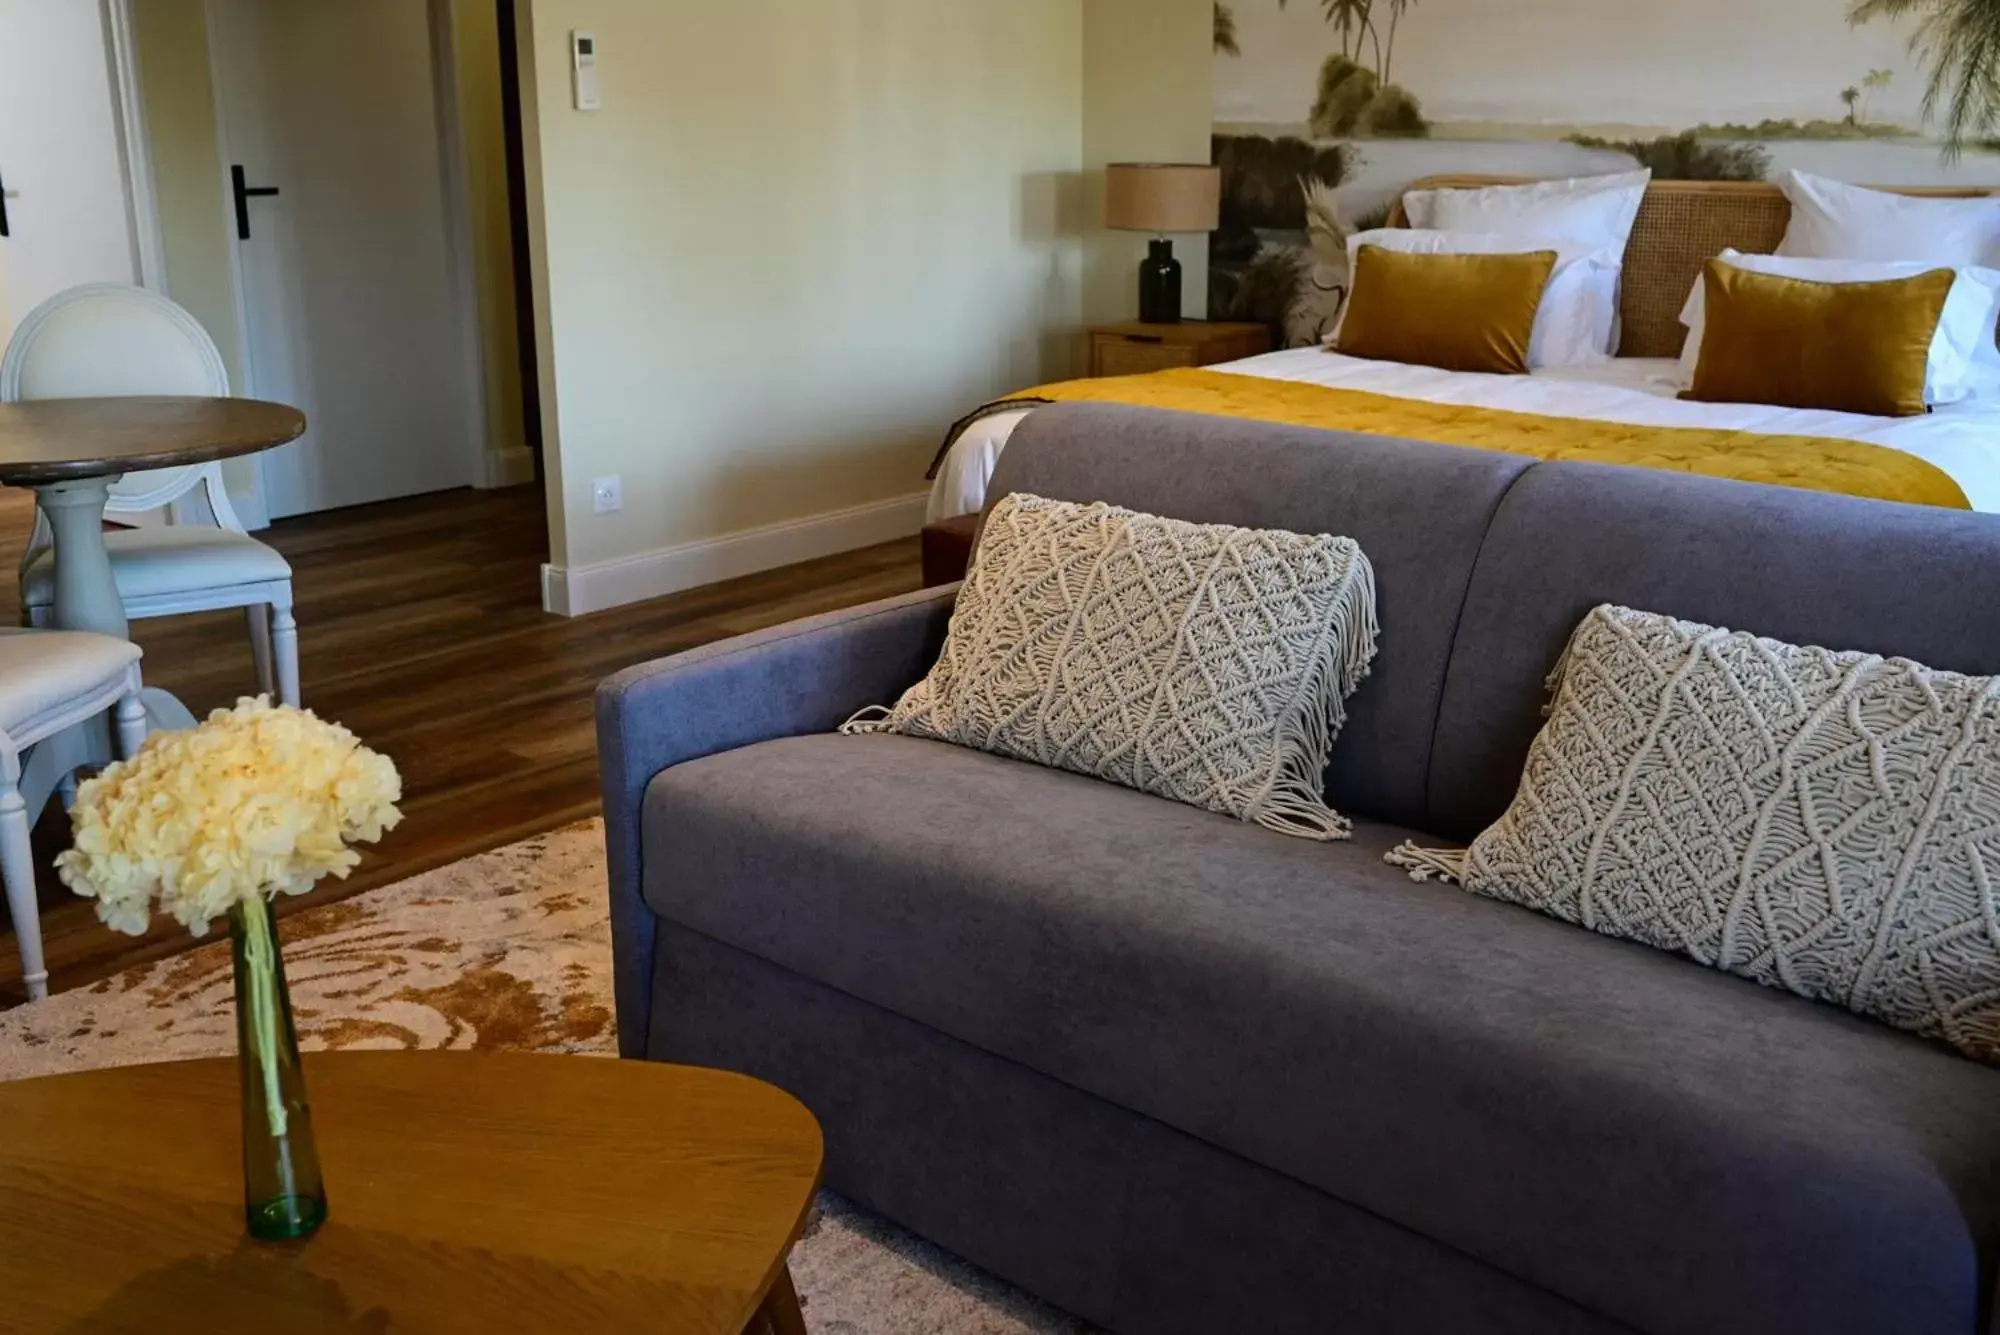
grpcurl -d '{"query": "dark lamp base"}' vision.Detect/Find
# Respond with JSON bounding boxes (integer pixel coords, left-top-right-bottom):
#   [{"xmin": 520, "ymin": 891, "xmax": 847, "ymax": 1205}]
[{"xmin": 1138, "ymin": 238, "xmax": 1183, "ymax": 324}]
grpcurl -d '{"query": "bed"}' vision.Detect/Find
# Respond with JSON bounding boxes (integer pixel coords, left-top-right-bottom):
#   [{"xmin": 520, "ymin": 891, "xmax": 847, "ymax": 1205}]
[{"xmin": 927, "ymin": 176, "xmax": 2000, "ymax": 526}]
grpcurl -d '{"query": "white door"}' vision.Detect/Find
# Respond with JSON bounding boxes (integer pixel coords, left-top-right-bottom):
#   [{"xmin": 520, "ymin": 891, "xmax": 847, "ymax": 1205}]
[
  {"xmin": 209, "ymin": 0, "xmax": 475, "ymax": 518},
  {"xmin": 0, "ymin": 0, "xmax": 138, "ymax": 342}
]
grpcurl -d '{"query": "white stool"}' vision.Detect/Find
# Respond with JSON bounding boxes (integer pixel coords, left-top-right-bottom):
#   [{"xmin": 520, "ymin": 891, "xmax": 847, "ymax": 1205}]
[{"xmin": 0, "ymin": 631, "xmax": 147, "ymax": 1001}]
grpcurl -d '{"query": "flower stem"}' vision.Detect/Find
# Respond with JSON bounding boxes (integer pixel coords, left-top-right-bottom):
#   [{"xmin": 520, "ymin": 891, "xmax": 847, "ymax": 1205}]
[{"xmin": 238, "ymin": 894, "xmax": 289, "ymax": 1139}]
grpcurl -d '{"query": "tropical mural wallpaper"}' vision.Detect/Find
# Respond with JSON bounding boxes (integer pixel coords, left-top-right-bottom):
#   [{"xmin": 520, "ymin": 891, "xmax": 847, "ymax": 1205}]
[{"xmin": 1213, "ymin": 0, "xmax": 2000, "ymax": 346}]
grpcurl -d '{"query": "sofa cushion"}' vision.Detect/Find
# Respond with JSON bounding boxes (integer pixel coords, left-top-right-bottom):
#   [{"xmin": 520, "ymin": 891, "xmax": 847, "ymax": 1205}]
[
  {"xmin": 1428, "ymin": 463, "xmax": 2000, "ymax": 843},
  {"xmin": 848, "ymin": 492, "xmax": 1380, "ymax": 841},
  {"xmin": 646, "ymin": 732, "xmax": 2000, "ymax": 1335},
  {"xmin": 993, "ymin": 403, "xmax": 1532, "ymax": 831},
  {"xmin": 1462, "ymin": 603, "xmax": 2000, "ymax": 1063}
]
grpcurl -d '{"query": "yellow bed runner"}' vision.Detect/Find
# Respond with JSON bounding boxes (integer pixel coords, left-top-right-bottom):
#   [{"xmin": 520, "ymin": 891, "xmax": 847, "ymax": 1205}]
[{"xmin": 1001, "ymin": 368, "xmax": 1970, "ymax": 510}]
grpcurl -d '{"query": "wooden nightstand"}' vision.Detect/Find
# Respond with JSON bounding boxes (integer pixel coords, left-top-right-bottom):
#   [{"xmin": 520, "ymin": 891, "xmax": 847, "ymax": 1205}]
[{"xmin": 1089, "ymin": 320, "xmax": 1273, "ymax": 378}]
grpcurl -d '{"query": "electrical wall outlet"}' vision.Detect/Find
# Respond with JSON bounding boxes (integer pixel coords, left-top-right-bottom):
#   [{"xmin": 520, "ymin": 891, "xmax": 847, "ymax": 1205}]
[{"xmin": 592, "ymin": 475, "xmax": 623, "ymax": 515}]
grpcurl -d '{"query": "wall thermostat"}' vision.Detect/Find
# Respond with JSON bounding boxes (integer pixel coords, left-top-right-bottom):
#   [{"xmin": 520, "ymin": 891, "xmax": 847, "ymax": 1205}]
[{"xmin": 571, "ymin": 30, "xmax": 600, "ymax": 111}]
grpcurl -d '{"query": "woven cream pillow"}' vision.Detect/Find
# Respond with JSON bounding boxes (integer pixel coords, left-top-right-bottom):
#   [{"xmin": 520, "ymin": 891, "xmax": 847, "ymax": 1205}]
[
  {"xmin": 844, "ymin": 492, "xmax": 1379, "ymax": 840},
  {"xmin": 1397, "ymin": 605, "xmax": 2000, "ymax": 1061}
]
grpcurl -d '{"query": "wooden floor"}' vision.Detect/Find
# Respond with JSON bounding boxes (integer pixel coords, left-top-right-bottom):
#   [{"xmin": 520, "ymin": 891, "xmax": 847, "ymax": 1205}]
[{"xmin": 0, "ymin": 486, "xmax": 921, "ymax": 1006}]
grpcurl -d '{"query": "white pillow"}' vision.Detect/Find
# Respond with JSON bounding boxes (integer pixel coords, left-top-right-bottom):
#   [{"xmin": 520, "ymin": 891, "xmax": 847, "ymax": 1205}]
[
  {"xmin": 1402, "ymin": 169, "xmax": 1651, "ymax": 256},
  {"xmin": 1777, "ymin": 170, "xmax": 2000, "ymax": 265},
  {"xmin": 1340, "ymin": 228, "xmax": 1621, "ymax": 368},
  {"xmin": 1675, "ymin": 249, "xmax": 2000, "ymax": 406}
]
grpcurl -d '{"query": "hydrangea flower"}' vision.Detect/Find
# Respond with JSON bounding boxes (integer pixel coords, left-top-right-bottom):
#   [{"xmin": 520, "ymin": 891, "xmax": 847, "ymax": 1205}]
[{"xmin": 57, "ymin": 697, "xmax": 403, "ymax": 937}]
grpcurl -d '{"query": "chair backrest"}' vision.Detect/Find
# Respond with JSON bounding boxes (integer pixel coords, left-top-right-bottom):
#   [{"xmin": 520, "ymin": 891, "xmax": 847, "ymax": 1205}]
[{"xmin": 0, "ymin": 284, "xmax": 232, "ymax": 513}]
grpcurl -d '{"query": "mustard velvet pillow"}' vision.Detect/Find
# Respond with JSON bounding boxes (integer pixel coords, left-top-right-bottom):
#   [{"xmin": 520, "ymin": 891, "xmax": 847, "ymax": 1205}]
[
  {"xmin": 1335, "ymin": 246, "xmax": 1558, "ymax": 376},
  {"xmin": 1684, "ymin": 261, "xmax": 1955, "ymax": 418}
]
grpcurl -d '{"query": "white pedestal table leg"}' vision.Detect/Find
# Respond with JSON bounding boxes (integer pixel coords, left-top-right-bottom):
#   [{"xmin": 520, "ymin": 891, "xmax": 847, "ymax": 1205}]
[{"xmin": 33, "ymin": 477, "xmax": 197, "ymax": 740}]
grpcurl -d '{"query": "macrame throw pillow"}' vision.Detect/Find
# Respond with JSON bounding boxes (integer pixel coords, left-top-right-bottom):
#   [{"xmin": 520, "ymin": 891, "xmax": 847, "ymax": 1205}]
[
  {"xmin": 1394, "ymin": 604, "xmax": 2000, "ymax": 1062},
  {"xmin": 843, "ymin": 492, "xmax": 1378, "ymax": 840}
]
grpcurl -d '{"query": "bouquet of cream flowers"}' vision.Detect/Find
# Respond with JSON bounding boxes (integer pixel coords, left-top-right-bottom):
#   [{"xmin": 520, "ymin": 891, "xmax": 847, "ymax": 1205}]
[{"xmin": 56, "ymin": 697, "xmax": 403, "ymax": 937}]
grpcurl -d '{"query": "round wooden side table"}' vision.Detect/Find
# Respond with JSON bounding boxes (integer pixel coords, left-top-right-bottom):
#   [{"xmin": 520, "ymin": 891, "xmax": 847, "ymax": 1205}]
[
  {"xmin": 0, "ymin": 395, "xmax": 305, "ymax": 718},
  {"xmin": 0, "ymin": 1051, "xmax": 824, "ymax": 1333},
  {"xmin": 0, "ymin": 396, "xmax": 305, "ymax": 817}
]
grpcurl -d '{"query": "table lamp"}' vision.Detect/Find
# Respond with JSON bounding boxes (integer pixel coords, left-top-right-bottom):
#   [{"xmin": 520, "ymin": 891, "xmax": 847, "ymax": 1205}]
[{"xmin": 1104, "ymin": 162, "xmax": 1222, "ymax": 325}]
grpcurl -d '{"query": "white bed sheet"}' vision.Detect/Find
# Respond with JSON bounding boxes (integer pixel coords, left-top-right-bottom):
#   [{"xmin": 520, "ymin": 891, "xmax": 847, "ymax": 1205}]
[{"xmin": 927, "ymin": 348, "xmax": 2000, "ymax": 521}]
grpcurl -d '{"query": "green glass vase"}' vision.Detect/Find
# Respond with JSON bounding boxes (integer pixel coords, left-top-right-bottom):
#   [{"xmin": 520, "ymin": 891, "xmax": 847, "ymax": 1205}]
[{"xmin": 228, "ymin": 894, "xmax": 327, "ymax": 1242}]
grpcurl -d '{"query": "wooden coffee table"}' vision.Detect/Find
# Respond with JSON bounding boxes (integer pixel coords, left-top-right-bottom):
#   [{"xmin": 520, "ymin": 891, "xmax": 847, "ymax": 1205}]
[{"xmin": 0, "ymin": 1052, "xmax": 823, "ymax": 1333}]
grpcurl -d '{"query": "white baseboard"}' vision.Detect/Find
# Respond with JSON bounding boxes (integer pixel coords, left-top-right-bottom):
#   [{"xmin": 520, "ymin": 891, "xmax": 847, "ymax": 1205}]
[
  {"xmin": 478, "ymin": 447, "xmax": 538, "ymax": 490},
  {"xmin": 542, "ymin": 491, "xmax": 928, "ymax": 618}
]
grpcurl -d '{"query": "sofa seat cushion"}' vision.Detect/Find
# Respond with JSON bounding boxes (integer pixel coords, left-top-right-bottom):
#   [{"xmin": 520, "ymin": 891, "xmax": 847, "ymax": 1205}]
[{"xmin": 644, "ymin": 734, "xmax": 2000, "ymax": 1335}]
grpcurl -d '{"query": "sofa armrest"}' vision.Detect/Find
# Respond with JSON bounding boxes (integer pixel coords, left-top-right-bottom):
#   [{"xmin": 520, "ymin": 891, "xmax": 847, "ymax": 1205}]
[{"xmin": 594, "ymin": 582, "xmax": 958, "ymax": 1056}]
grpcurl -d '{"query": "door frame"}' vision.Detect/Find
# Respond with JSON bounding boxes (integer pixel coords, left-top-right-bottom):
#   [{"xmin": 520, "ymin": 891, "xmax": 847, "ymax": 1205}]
[
  {"xmin": 104, "ymin": 0, "xmax": 167, "ymax": 293},
  {"xmin": 425, "ymin": 0, "xmax": 496, "ymax": 501},
  {"xmin": 116, "ymin": 0, "xmax": 491, "ymax": 524}
]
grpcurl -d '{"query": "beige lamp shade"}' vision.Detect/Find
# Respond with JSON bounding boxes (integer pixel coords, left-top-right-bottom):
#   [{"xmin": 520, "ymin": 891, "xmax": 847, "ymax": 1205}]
[{"xmin": 1105, "ymin": 163, "xmax": 1221, "ymax": 234}]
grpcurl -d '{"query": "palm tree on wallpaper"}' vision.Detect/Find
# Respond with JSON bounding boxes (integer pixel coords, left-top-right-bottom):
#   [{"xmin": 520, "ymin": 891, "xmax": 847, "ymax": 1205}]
[
  {"xmin": 1280, "ymin": 0, "xmax": 1375, "ymax": 64},
  {"xmin": 1279, "ymin": 0, "xmax": 1419, "ymax": 85},
  {"xmin": 1378, "ymin": 0, "xmax": 1416, "ymax": 82},
  {"xmin": 1842, "ymin": 84, "xmax": 1863, "ymax": 123},
  {"xmin": 1339, "ymin": 0, "xmax": 1380, "ymax": 70},
  {"xmin": 1215, "ymin": 3, "xmax": 1241, "ymax": 55},
  {"xmin": 1863, "ymin": 67, "xmax": 1896, "ymax": 121},
  {"xmin": 1850, "ymin": 0, "xmax": 2000, "ymax": 155}
]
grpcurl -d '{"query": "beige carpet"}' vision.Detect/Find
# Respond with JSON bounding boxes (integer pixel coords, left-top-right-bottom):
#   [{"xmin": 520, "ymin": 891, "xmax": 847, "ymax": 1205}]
[{"xmin": 0, "ymin": 821, "xmax": 1090, "ymax": 1335}]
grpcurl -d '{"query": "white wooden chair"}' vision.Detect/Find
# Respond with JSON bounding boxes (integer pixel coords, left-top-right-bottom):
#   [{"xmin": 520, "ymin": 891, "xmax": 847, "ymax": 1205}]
[
  {"xmin": 0, "ymin": 629, "xmax": 147, "ymax": 1000},
  {"xmin": 0, "ymin": 285, "xmax": 300, "ymax": 706}
]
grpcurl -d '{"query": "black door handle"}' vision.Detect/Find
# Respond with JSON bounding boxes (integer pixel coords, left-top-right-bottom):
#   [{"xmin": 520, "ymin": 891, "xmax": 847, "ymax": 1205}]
[
  {"xmin": 231, "ymin": 164, "xmax": 280, "ymax": 239},
  {"xmin": 0, "ymin": 166, "xmax": 10, "ymax": 238}
]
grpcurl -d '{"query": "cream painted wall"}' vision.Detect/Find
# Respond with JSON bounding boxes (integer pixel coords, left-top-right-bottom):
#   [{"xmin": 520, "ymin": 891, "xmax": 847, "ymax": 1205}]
[
  {"xmin": 1083, "ymin": 0, "xmax": 1213, "ymax": 324},
  {"xmin": 526, "ymin": 0, "xmax": 1087, "ymax": 576},
  {"xmin": 0, "ymin": 0, "xmax": 138, "ymax": 340}
]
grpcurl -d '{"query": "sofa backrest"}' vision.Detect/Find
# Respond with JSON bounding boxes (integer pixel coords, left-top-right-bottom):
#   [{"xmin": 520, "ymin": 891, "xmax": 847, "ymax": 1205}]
[
  {"xmin": 988, "ymin": 406, "xmax": 2000, "ymax": 840},
  {"xmin": 1427, "ymin": 462, "xmax": 2000, "ymax": 841},
  {"xmin": 992, "ymin": 403, "xmax": 1532, "ymax": 831}
]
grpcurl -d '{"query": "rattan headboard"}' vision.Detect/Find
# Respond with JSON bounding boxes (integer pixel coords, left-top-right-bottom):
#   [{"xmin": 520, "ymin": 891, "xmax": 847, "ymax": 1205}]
[{"xmin": 1388, "ymin": 176, "xmax": 2000, "ymax": 358}]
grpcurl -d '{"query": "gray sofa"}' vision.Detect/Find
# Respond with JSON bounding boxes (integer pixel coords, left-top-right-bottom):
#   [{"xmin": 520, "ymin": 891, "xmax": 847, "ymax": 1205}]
[{"xmin": 597, "ymin": 403, "xmax": 2000, "ymax": 1335}]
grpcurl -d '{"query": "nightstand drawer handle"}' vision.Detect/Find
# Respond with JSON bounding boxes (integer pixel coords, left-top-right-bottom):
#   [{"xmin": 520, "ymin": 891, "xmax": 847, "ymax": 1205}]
[{"xmin": 1125, "ymin": 334, "xmax": 1163, "ymax": 345}]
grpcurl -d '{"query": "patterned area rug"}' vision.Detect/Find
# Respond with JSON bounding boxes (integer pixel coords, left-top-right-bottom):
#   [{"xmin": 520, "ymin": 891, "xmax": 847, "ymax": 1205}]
[{"xmin": 0, "ymin": 821, "xmax": 1089, "ymax": 1335}]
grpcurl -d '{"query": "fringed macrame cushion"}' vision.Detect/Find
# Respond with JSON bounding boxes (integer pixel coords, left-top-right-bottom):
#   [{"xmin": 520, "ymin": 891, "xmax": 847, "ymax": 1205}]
[
  {"xmin": 844, "ymin": 492, "xmax": 1379, "ymax": 841},
  {"xmin": 1393, "ymin": 604, "xmax": 2000, "ymax": 1062}
]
